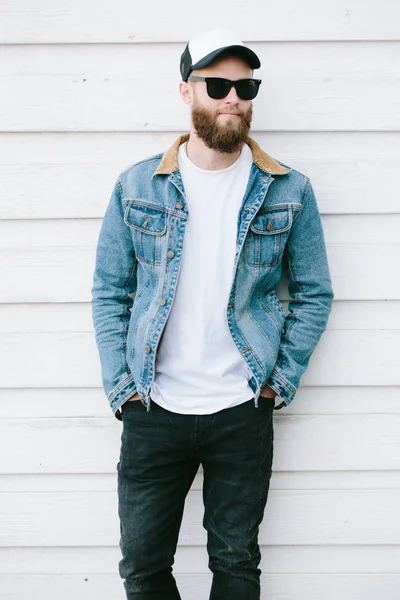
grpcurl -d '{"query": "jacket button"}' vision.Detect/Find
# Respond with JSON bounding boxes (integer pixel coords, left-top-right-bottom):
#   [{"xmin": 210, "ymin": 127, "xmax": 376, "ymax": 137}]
[
  {"xmin": 167, "ymin": 250, "xmax": 175, "ymax": 258},
  {"xmin": 281, "ymin": 328, "xmax": 285, "ymax": 334},
  {"xmin": 175, "ymin": 201, "xmax": 183, "ymax": 209},
  {"xmin": 145, "ymin": 346, "xmax": 151, "ymax": 353},
  {"xmin": 160, "ymin": 298, "xmax": 166, "ymax": 306}
]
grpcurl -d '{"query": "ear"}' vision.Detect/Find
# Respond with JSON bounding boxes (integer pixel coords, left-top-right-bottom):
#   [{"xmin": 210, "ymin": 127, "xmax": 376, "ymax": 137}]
[{"xmin": 179, "ymin": 81, "xmax": 193, "ymax": 107}]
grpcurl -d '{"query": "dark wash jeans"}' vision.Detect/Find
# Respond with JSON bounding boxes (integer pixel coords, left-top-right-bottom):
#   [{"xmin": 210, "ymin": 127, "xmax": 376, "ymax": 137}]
[{"xmin": 117, "ymin": 395, "xmax": 275, "ymax": 600}]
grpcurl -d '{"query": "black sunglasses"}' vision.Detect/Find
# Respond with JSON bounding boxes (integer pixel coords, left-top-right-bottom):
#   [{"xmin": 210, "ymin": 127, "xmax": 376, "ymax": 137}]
[{"xmin": 188, "ymin": 76, "xmax": 262, "ymax": 100}]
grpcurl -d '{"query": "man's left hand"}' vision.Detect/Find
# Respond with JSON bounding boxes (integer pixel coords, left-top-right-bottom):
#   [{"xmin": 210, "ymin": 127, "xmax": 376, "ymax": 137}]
[{"xmin": 260, "ymin": 384, "xmax": 276, "ymax": 399}]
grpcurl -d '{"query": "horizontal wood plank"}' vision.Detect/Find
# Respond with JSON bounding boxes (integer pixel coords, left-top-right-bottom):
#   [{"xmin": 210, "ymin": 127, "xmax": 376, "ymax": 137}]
[
  {"xmin": 1, "ymin": 489, "xmax": 400, "ymax": 546},
  {"xmin": 0, "ymin": 385, "xmax": 399, "ymax": 418},
  {"xmin": 0, "ymin": 216, "xmax": 399, "ymax": 301},
  {"xmin": 1, "ymin": 42, "xmax": 399, "ymax": 131},
  {"xmin": 1, "ymin": 300, "xmax": 399, "ymax": 333},
  {"xmin": 0, "ymin": 414, "xmax": 399, "ymax": 473},
  {"xmin": 1, "ymin": 544, "xmax": 400, "ymax": 574},
  {"xmin": 1, "ymin": 214, "xmax": 399, "ymax": 248},
  {"xmin": 1, "ymin": 132, "xmax": 398, "ymax": 217},
  {"xmin": 0, "ymin": 573, "xmax": 400, "ymax": 600},
  {"xmin": 2, "ymin": 470, "xmax": 400, "ymax": 493},
  {"xmin": 0, "ymin": 329, "xmax": 399, "ymax": 387},
  {"xmin": 1, "ymin": 0, "xmax": 399, "ymax": 43}
]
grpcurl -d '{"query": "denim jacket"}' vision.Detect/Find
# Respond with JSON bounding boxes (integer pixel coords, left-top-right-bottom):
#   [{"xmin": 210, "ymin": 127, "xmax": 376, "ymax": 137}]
[{"xmin": 91, "ymin": 133, "xmax": 334, "ymax": 421}]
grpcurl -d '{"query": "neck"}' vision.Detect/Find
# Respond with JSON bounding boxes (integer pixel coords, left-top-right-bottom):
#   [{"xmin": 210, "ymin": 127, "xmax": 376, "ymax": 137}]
[{"xmin": 185, "ymin": 129, "xmax": 243, "ymax": 170}]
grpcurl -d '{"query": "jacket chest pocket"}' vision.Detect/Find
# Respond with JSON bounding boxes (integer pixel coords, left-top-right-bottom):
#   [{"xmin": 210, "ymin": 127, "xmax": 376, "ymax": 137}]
[
  {"xmin": 124, "ymin": 202, "xmax": 167, "ymax": 265},
  {"xmin": 245, "ymin": 206, "xmax": 293, "ymax": 267}
]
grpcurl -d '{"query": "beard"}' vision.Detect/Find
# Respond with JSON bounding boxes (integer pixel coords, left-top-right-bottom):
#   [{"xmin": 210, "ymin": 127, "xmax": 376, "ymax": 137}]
[{"xmin": 191, "ymin": 102, "xmax": 253, "ymax": 154}]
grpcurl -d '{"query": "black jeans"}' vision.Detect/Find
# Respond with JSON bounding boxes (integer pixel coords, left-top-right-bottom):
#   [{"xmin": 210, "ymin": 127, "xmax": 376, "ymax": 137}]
[{"xmin": 117, "ymin": 395, "xmax": 275, "ymax": 599}]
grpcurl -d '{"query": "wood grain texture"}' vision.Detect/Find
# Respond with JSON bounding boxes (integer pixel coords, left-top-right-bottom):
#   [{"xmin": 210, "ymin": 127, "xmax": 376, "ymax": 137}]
[
  {"xmin": 0, "ymin": 413, "xmax": 399, "ymax": 473},
  {"xmin": 1, "ymin": 385, "xmax": 399, "ymax": 418},
  {"xmin": 1, "ymin": 543, "xmax": 400, "ymax": 573},
  {"xmin": 1, "ymin": 488, "xmax": 400, "ymax": 546},
  {"xmin": 0, "ymin": 216, "xmax": 399, "ymax": 301},
  {"xmin": 0, "ymin": 327, "xmax": 399, "ymax": 388},
  {"xmin": 0, "ymin": 0, "xmax": 398, "ymax": 43},
  {"xmin": 1, "ymin": 573, "xmax": 400, "ymax": 600},
  {"xmin": 1, "ymin": 132, "xmax": 398, "ymax": 217},
  {"xmin": 1, "ymin": 300, "xmax": 399, "ymax": 333},
  {"xmin": 1, "ymin": 43, "xmax": 399, "ymax": 132}
]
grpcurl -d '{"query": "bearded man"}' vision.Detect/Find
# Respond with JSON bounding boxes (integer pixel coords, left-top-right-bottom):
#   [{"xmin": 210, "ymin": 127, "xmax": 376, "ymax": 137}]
[{"xmin": 91, "ymin": 28, "xmax": 334, "ymax": 600}]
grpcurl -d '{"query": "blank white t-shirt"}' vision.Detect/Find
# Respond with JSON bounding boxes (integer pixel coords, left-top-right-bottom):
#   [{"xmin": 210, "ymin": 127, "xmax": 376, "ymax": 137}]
[{"xmin": 150, "ymin": 141, "xmax": 255, "ymax": 414}]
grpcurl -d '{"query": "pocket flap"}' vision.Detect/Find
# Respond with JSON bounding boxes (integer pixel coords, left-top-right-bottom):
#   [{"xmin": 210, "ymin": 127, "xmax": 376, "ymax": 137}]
[
  {"xmin": 124, "ymin": 203, "xmax": 167, "ymax": 236},
  {"xmin": 250, "ymin": 207, "xmax": 292, "ymax": 235}
]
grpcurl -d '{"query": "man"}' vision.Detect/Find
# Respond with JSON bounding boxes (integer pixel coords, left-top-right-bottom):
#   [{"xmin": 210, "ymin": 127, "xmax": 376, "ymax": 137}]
[{"xmin": 91, "ymin": 28, "xmax": 334, "ymax": 600}]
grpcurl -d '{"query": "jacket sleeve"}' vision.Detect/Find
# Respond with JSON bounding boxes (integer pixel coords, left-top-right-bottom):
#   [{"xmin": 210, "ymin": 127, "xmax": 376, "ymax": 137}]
[
  {"xmin": 266, "ymin": 177, "xmax": 334, "ymax": 409},
  {"xmin": 91, "ymin": 175, "xmax": 138, "ymax": 418}
]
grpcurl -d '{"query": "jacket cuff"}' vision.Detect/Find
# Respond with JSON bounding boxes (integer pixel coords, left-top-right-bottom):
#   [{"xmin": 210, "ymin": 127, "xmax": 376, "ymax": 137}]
[
  {"xmin": 266, "ymin": 366, "xmax": 297, "ymax": 410},
  {"xmin": 108, "ymin": 372, "xmax": 137, "ymax": 421}
]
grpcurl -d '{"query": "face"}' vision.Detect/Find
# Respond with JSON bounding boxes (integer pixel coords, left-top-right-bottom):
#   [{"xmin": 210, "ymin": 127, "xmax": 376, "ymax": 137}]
[{"xmin": 179, "ymin": 54, "xmax": 254, "ymax": 153}]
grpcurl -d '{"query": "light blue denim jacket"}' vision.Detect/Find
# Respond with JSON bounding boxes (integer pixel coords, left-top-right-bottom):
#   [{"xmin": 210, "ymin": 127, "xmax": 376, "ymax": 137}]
[{"xmin": 91, "ymin": 134, "xmax": 334, "ymax": 421}]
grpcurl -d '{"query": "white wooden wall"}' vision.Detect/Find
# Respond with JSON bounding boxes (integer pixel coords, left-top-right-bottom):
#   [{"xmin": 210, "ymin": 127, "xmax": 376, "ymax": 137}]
[{"xmin": 1, "ymin": 1, "xmax": 400, "ymax": 598}]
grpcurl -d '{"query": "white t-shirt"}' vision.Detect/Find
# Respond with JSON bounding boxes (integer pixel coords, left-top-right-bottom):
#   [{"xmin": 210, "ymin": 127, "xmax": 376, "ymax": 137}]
[{"xmin": 149, "ymin": 141, "xmax": 255, "ymax": 414}]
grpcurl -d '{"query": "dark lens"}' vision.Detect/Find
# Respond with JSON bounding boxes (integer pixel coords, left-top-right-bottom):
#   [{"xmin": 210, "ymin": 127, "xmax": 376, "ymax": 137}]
[
  {"xmin": 206, "ymin": 78, "xmax": 232, "ymax": 99},
  {"xmin": 235, "ymin": 79, "xmax": 260, "ymax": 100}
]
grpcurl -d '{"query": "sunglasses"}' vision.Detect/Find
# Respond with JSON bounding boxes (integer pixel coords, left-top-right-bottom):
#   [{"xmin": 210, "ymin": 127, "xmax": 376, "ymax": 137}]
[{"xmin": 188, "ymin": 76, "xmax": 262, "ymax": 100}]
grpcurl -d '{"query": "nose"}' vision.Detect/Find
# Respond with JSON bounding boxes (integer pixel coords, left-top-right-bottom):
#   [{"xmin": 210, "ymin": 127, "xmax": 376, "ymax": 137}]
[{"xmin": 223, "ymin": 84, "xmax": 240, "ymax": 104}]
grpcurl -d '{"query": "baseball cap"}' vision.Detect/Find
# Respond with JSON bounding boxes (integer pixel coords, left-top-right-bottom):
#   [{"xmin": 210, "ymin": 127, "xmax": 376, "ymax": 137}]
[{"xmin": 180, "ymin": 28, "xmax": 261, "ymax": 82}]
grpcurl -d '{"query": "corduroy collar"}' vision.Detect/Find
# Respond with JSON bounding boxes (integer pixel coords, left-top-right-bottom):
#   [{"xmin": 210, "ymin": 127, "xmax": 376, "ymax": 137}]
[{"xmin": 153, "ymin": 133, "xmax": 292, "ymax": 176}]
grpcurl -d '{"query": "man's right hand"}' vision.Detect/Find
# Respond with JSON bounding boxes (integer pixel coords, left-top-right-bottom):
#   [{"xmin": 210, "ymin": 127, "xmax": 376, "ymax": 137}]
[{"xmin": 127, "ymin": 391, "xmax": 141, "ymax": 401}]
